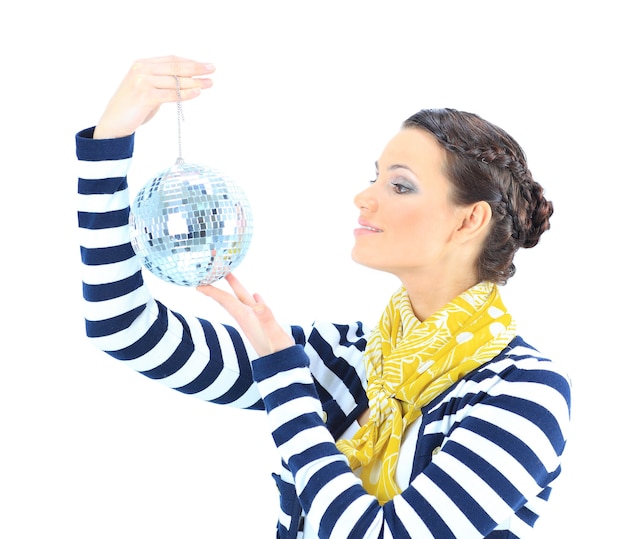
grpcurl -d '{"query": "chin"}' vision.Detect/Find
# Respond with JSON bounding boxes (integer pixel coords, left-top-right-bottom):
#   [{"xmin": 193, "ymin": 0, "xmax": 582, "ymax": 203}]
[{"xmin": 351, "ymin": 249, "xmax": 385, "ymax": 273}]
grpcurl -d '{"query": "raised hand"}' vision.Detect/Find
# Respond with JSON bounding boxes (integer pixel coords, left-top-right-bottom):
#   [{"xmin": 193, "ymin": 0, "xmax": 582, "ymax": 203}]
[
  {"xmin": 197, "ymin": 274, "xmax": 295, "ymax": 357},
  {"xmin": 94, "ymin": 55, "xmax": 215, "ymax": 140}
]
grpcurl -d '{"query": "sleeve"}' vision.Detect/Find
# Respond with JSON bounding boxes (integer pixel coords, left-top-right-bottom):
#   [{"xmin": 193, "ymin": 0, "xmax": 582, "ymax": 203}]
[
  {"xmin": 250, "ymin": 345, "xmax": 571, "ymax": 539},
  {"xmin": 76, "ymin": 127, "xmax": 264, "ymax": 409}
]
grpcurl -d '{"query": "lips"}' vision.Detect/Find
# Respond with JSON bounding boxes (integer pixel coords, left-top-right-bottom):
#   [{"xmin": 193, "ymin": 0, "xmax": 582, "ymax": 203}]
[{"xmin": 357, "ymin": 218, "xmax": 382, "ymax": 232}]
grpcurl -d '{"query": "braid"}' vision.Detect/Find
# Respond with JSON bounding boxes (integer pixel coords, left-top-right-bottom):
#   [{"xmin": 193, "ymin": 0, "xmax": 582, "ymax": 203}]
[{"xmin": 403, "ymin": 108, "xmax": 553, "ymax": 284}]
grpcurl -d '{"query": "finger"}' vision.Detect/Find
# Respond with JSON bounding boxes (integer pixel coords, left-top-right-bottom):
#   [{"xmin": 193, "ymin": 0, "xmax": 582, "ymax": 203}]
[
  {"xmin": 147, "ymin": 74, "xmax": 214, "ymax": 90},
  {"xmin": 249, "ymin": 295, "xmax": 296, "ymax": 351},
  {"xmin": 225, "ymin": 273, "xmax": 256, "ymax": 307},
  {"xmin": 132, "ymin": 55, "xmax": 216, "ymax": 77},
  {"xmin": 196, "ymin": 283, "xmax": 240, "ymax": 311}
]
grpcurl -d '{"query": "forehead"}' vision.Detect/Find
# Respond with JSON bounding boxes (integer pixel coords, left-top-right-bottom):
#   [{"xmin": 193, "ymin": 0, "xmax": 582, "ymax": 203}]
[{"xmin": 378, "ymin": 128, "xmax": 448, "ymax": 174}]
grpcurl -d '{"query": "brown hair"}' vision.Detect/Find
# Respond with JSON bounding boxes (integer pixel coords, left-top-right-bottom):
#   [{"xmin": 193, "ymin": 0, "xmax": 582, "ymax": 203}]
[{"xmin": 403, "ymin": 108, "xmax": 553, "ymax": 284}]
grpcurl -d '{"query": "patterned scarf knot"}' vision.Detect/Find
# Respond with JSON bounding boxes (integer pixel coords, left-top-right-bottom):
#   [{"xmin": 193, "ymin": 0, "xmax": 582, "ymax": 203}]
[{"xmin": 336, "ymin": 281, "xmax": 516, "ymax": 503}]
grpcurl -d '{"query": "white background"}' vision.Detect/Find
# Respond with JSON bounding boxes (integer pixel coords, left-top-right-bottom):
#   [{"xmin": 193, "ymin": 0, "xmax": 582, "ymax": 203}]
[{"xmin": 1, "ymin": 1, "xmax": 624, "ymax": 537}]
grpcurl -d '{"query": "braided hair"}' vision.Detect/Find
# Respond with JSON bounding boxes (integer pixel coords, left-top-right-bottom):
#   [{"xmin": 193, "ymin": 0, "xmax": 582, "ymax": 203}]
[{"xmin": 403, "ymin": 108, "xmax": 553, "ymax": 284}]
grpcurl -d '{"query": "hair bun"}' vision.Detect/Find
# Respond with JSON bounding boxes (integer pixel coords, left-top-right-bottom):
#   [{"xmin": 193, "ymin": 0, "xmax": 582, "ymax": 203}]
[{"xmin": 517, "ymin": 181, "xmax": 554, "ymax": 249}]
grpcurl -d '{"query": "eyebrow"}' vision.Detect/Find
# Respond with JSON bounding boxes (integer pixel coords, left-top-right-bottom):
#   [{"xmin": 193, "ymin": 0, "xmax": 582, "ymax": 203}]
[{"xmin": 375, "ymin": 161, "xmax": 416, "ymax": 174}]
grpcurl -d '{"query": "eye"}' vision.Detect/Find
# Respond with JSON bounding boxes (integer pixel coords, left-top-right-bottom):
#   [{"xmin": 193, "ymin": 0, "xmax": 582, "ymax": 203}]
[{"xmin": 391, "ymin": 181, "xmax": 413, "ymax": 194}]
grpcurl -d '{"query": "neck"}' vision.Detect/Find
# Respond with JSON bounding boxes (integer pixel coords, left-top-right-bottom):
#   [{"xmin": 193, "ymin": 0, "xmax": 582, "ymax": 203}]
[{"xmin": 400, "ymin": 272, "xmax": 481, "ymax": 321}]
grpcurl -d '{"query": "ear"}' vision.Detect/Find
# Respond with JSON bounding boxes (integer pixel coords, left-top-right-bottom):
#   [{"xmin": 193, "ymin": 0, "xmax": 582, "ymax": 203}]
[{"xmin": 455, "ymin": 201, "xmax": 492, "ymax": 243}]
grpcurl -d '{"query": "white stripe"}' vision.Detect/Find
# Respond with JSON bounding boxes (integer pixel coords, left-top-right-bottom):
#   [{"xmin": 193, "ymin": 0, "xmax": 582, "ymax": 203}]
[
  {"xmin": 83, "ymin": 286, "xmax": 150, "ymax": 322},
  {"xmin": 81, "ymin": 258, "xmax": 142, "ymax": 286},
  {"xmin": 329, "ymin": 494, "xmax": 382, "ymax": 539},
  {"xmin": 256, "ymin": 366, "xmax": 312, "ymax": 397},
  {"xmin": 392, "ymin": 495, "xmax": 434, "ymax": 538},
  {"xmin": 489, "ymin": 379, "xmax": 570, "ymax": 438},
  {"xmin": 267, "ymin": 397, "xmax": 324, "ymax": 432},
  {"xmin": 294, "ymin": 454, "xmax": 348, "ymax": 490},
  {"xmin": 302, "ymin": 471, "xmax": 362, "ymax": 533},
  {"xmin": 148, "ymin": 315, "xmax": 211, "ymax": 386},
  {"xmin": 308, "ymin": 322, "xmax": 368, "ymax": 407},
  {"xmin": 276, "ymin": 424, "xmax": 331, "ymax": 458},
  {"xmin": 77, "ymin": 190, "xmax": 129, "ymax": 213},
  {"xmin": 505, "ymin": 512, "xmax": 534, "ymax": 537},
  {"xmin": 413, "ymin": 473, "xmax": 483, "ymax": 539},
  {"xmin": 434, "ymin": 451, "xmax": 513, "ymax": 523},
  {"xmin": 87, "ymin": 297, "xmax": 160, "ymax": 351},
  {"xmin": 77, "ymin": 158, "xmax": 132, "ymax": 180},
  {"xmin": 454, "ymin": 428, "xmax": 540, "ymax": 496},
  {"xmin": 308, "ymin": 345, "xmax": 360, "ymax": 415},
  {"xmin": 222, "ymin": 383, "xmax": 262, "ymax": 408},
  {"xmin": 78, "ymin": 224, "xmax": 131, "ymax": 250},
  {"xmin": 189, "ymin": 323, "xmax": 258, "ymax": 401},
  {"xmin": 472, "ymin": 404, "xmax": 561, "ymax": 471},
  {"xmin": 122, "ymin": 309, "xmax": 185, "ymax": 371}
]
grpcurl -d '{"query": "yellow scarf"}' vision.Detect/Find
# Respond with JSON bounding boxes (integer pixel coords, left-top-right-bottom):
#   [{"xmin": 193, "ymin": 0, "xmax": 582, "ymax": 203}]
[{"xmin": 336, "ymin": 281, "xmax": 516, "ymax": 503}]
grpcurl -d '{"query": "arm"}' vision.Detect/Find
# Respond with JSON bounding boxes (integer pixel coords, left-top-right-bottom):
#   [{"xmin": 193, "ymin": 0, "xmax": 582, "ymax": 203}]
[{"xmin": 77, "ymin": 56, "xmax": 262, "ymax": 409}]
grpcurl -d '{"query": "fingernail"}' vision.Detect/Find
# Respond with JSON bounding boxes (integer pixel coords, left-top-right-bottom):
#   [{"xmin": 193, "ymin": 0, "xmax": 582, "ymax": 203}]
[
  {"xmin": 252, "ymin": 304, "xmax": 266, "ymax": 315},
  {"xmin": 204, "ymin": 63, "xmax": 216, "ymax": 71}
]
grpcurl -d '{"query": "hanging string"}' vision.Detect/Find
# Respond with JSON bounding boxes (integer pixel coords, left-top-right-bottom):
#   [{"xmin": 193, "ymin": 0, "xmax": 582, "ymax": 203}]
[{"xmin": 174, "ymin": 75, "xmax": 185, "ymax": 165}]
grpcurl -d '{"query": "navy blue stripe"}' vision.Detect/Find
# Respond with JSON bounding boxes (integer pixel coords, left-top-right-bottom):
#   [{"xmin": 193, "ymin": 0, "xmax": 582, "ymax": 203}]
[
  {"xmin": 243, "ymin": 398, "xmax": 264, "ymax": 411},
  {"xmin": 264, "ymin": 383, "xmax": 318, "ymax": 410},
  {"xmin": 334, "ymin": 323, "xmax": 367, "ymax": 350},
  {"xmin": 298, "ymin": 459, "xmax": 348, "ymax": 510},
  {"xmin": 308, "ymin": 328, "xmax": 367, "ymax": 407},
  {"xmin": 252, "ymin": 346, "xmax": 309, "ymax": 382},
  {"xmin": 509, "ymin": 367, "xmax": 568, "ymax": 389},
  {"xmin": 287, "ymin": 442, "xmax": 343, "ymax": 475},
  {"xmin": 272, "ymin": 412, "xmax": 321, "ymax": 447},
  {"xmin": 142, "ymin": 342, "xmax": 193, "ymax": 379},
  {"xmin": 401, "ymin": 486, "xmax": 455, "ymax": 538},
  {"xmin": 83, "ymin": 270, "xmax": 143, "ymax": 302},
  {"xmin": 344, "ymin": 497, "xmax": 381, "ymax": 539},
  {"xmin": 85, "ymin": 305, "xmax": 147, "ymax": 339},
  {"xmin": 173, "ymin": 317, "xmax": 224, "ymax": 394},
  {"xmin": 445, "ymin": 440, "xmax": 523, "ymax": 508},
  {"xmin": 425, "ymin": 464, "xmax": 495, "ymax": 532},
  {"xmin": 382, "ymin": 502, "xmax": 413, "ymax": 539},
  {"xmin": 78, "ymin": 208, "xmax": 130, "ymax": 230},
  {"xmin": 466, "ymin": 416, "xmax": 547, "ymax": 481},
  {"xmin": 76, "ymin": 128, "xmax": 134, "ymax": 161},
  {"xmin": 142, "ymin": 312, "xmax": 194, "ymax": 379},
  {"xmin": 209, "ymin": 325, "xmax": 257, "ymax": 405},
  {"xmin": 107, "ymin": 301, "xmax": 169, "ymax": 360},
  {"xmin": 320, "ymin": 484, "xmax": 371, "ymax": 537},
  {"xmin": 537, "ymin": 485, "xmax": 552, "ymax": 501},
  {"xmin": 291, "ymin": 325, "xmax": 306, "ymax": 346},
  {"xmin": 489, "ymin": 396, "xmax": 566, "ymax": 452},
  {"xmin": 172, "ymin": 319, "xmax": 258, "ymax": 407},
  {"xmin": 78, "ymin": 176, "xmax": 128, "ymax": 195},
  {"xmin": 516, "ymin": 504, "xmax": 540, "ymax": 527},
  {"xmin": 81, "ymin": 243, "xmax": 136, "ymax": 266}
]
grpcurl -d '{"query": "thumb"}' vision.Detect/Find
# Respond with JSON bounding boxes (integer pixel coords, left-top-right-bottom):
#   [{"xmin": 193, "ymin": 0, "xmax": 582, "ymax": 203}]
[{"xmin": 251, "ymin": 293, "xmax": 295, "ymax": 353}]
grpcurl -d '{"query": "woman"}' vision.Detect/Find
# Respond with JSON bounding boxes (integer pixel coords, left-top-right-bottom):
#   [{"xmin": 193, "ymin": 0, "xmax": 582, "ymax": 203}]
[{"xmin": 77, "ymin": 56, "xmax": 571, "ymax": 538}]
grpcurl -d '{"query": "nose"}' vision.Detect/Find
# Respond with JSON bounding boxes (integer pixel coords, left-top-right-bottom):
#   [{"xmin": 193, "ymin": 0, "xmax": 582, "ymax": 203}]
[{"xmin": 354, "ymin": 184, "xmax": 378, "ymax": 212}]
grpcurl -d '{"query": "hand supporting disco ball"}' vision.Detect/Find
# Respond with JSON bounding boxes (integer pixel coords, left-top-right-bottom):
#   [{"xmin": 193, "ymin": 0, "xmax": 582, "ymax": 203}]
[{"xmin": 129, "ymin": 160, "xmax": 254, "ymax": 287}]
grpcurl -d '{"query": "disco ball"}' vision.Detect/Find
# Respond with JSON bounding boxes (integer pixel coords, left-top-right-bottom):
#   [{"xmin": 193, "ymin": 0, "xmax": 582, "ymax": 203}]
[{"xmin": 129, "ymin": 161, "xmax": 253, "ymax": 287}]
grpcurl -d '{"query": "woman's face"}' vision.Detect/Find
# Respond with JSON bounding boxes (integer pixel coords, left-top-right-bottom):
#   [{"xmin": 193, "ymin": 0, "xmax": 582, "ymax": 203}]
[{"xmin": 352, "ymin": 128, "xmax": 465, "ymax": 281}]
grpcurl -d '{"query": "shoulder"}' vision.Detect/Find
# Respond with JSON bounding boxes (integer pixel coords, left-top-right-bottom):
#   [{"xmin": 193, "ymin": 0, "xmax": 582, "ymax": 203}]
[
  {"xmin": 424, "ymin": 335, "xmax": 571, "ymax": 435},
  {"xmin": 482, "ymin": 336, "xmax": 572, "ymax": 399}
]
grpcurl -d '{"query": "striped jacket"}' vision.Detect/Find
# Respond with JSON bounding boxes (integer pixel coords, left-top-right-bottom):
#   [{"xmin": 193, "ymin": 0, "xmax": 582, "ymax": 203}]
[{"xmin": 76, "ymin": 128, "xmax": 571, "ymax": 539}]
